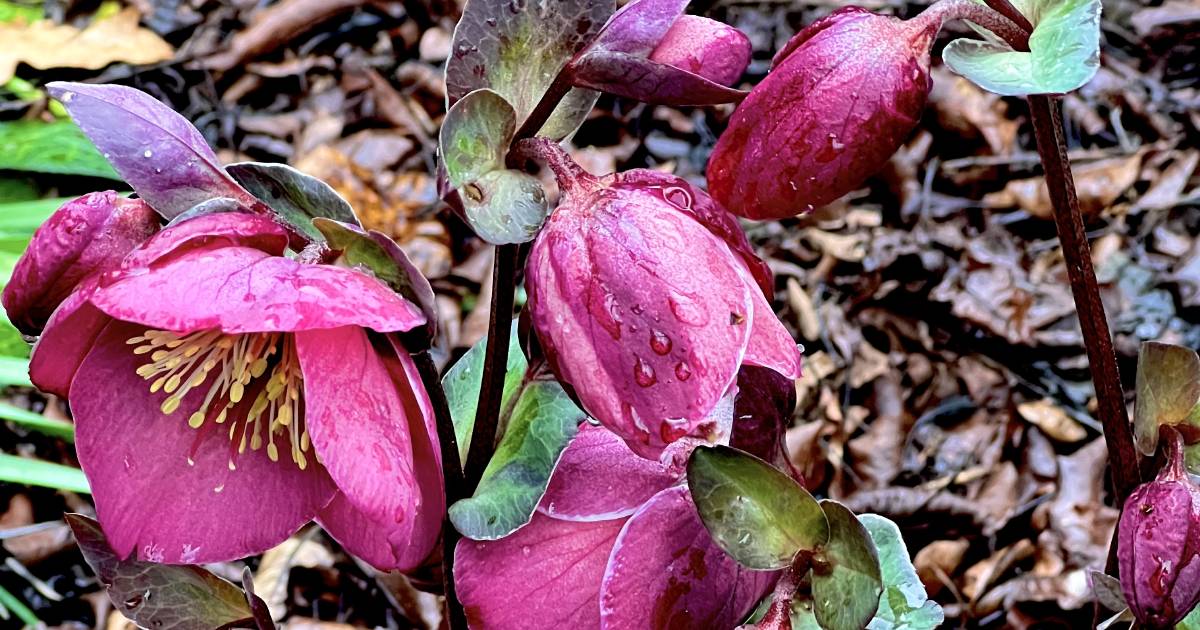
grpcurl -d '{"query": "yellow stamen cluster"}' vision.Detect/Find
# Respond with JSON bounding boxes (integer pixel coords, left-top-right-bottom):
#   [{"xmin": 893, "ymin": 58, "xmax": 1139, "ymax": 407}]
[{"xmin": 128, "ymin": 329, "xmax": 310, "ymax": 470}]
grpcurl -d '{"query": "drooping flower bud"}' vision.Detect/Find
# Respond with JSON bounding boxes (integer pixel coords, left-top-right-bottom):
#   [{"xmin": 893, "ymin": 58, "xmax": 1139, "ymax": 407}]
[
  {"xmin": 3, "ymin": 191, "xmax": 159, "ymax": 335},
  {"xmin": 707, "ymin": 7, "xmax": 938, "ymax": 219},
  {"xmin": 647, "ymin": 14, "xmax": 751, "ymax": 86},
  {"xmin": 1119, "ymin": 430, "xmax": 1200, "ymax": 628},
  {"xmin": 521, "ymin": 139, "xmax": 800, "ymax": 458}
]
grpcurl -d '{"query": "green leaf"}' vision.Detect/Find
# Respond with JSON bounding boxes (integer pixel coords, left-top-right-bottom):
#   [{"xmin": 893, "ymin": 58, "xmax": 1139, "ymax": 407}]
[
  {"xmin": 0, "ymin": 196, "xmax": 70, "ymax": 233},
  {"xmin": 0, "ymin": 177, "xmax": 39, "ymax": 202},
  {"xmin": 449, "ymin": 378, "xmax": 582, "ymax": 539},
  {"xmin": 226, "ymin": 162, "xmax": 359, "ymax": 243},
  {"xmin": 66, "ymin": 514, "xmax": 256, "ymax": 630},
  {"xmin": 0, "ymin": 356, "xmax": 31, "ymax": 387},
  {"xmin": 860, "ymin": 514, "xmax": 944, "ymax": 630},
  {"xmin": 0, "ymin": 453, "xmax": 89, "ymax": 492},
  {"xmin": 0, "ymin": 120, "xmax": 120, "ymax": 179},
  {"xmin": 943, "ymin": 0, "xmax": 1101, "ymax": 96},
  {"xmin": 442, "ymin": 321, "xmax": 528, "ymax": 465},
  {"xmin": 441, "ymin": 89, "xmax": 515, "ymax": 189},
  {"xmin": 0, "ymin": 402, "xmax": 73, "ymax": 440},
  {"xmin": 687, "ymin": 445, "xmax": 829, "ymax": 570},
  {"xmin": 811, "ymin": 502, "xmax": 883, "ymax": 630},
  {"xmin": 459, "ymin": 168, "xmax": 548, "ymax": 245},
  {"xmin": 1178, "ymin": 604, "xmax": 1200, "ymax": 629},
  {"xmin": 1134, "ymin": 341, "xmax": 1200, "ymax": 456},
  {"xmin": 0, "ymin": 318, "xmax": 29, "ymax": 358},
  {"xmin": 445, "ymin": 0, "xmax": 613, "ymax": 140},
  {"xmin": 0, "ymin": 1, "xmax": 41, "ymax": 23}
]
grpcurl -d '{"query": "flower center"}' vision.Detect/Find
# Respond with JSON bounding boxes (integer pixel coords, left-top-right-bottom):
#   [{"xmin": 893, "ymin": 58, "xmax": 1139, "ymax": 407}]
[{"xmin": 127, "ymin": 329, "xmax": 311, "ymax": 470}]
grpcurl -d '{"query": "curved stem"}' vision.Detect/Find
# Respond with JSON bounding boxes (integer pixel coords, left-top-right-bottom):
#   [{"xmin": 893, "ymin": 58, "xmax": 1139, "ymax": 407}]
[
  {"xmin": 412, "ymin": 350, "xmax": 468, "ymax": 630},
  {"xmin": 913, "ymin": 0, "xmax": 1028, "ymax": 50}
]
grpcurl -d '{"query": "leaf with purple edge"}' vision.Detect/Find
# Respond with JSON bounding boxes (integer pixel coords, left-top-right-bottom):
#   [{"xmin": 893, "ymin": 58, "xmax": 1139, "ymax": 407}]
[
  {"xmin": 46, "ymin": 82, "xmax": 259, "ymax": 219},
  {"xmin": 570, "ymin": 51, "xmax": 747, "ymax": 105},
  {"xmin": 445, "ymin": 0, "xmax": 613, "ymax": 140},
  {"xmin": 811, "ymin": 502, "xmax": 883, "ymax": 630},
  {"xmin": 687, "ymin": 445, "xmax": 828, "ymax": 570},
  {"xmin": 226, "ymin": 162, "xmax": 359, "ymax": 243},
  {"xmin": 584, "ymin": 0, "xmax": 689, "ymax": 56},
  {"xmin": 66, "ymin": 514, "xmax": 255, "ymax": 630},
  {"xmin": 1134, "ymin": 341, "xmax": 1200, "ymax": 456}
]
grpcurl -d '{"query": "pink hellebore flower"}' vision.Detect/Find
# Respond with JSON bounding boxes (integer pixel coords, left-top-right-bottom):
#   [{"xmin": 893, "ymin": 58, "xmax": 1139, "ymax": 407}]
[
  {"xmin": 523, "ymin": 139, "xmax": 801, "ymax": 458},
  {"xmin": 7, "ymin": 206, "xmax": 443, "ymax": 570},
  {"xmin": 455, "ymin": 422, "xmax": 776, "ymax": 629}
]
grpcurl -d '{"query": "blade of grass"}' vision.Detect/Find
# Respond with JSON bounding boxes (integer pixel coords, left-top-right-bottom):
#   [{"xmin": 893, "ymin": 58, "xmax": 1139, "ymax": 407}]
[
  {"xmin": 0, "ymin": 357, "xmax": 32, "ymax": 388},
  {"xmin": 0, "ymin": 583, "xmax": 40, "ymax": 628},
  {"xmin": 0, "ymin": 403, "xmax": 73, "ymax": 441},
  {"xmin": 0, "ymin": 197, "xmax": 70, "ymax": 233},
  {"xmin": 0, "ymin": 454, "xmax": 89, "ymax": 493}
]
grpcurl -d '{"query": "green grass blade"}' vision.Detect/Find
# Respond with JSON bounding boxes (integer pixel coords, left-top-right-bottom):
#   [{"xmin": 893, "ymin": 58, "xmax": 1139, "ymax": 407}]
[
  {"xmin": 0, "ymin": 453, "xmax": 89, "ymax": 493},
  {"xmin": 0, "ymin": 403, "xmax": 73, "ymax": 441},
  {"xmin": 0, "ymin": 197, "xmax": 69, "ymax": 233},
  {"xmin": 0, "ymin": 357, "xmax": 31, "ymax": 387},
  {"xmin": 0, "ymin": 582, "xmax": 41, "ymax": 628}
]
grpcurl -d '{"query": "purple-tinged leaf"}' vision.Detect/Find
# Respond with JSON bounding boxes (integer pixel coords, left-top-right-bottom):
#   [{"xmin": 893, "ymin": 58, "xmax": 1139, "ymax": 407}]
[
  {"xmin": 445, "ymin": 0, "xmax": 614, "ymax": 140},
  {"xmin": 1135, "ymin": 341, "xmax": 1200, "ymax": 456},
  {"xmin": 687, "ymin": 445, "xmax": 828, "ymax": 569},
  {"xmin": 66, "ymin": 514, "xmax": 256, "ymax": 630},
  {"xmin": 455, "ymin": 512, "xmax": 623, "ymax": 630},
  {"xmin": 570, "ymin": 51, "xmax": 747, "ymax": 105},
  {"xmin": 226, "ymin": 162, "xmax": 359, "ymax": 244},
  {"xmin": 810, "ymin": 501, "xmax": 882, "ymax": 630},
  {"xmin": 240, "ymin": 568, "xmax": 276, "ymax": 630},
  {"xmin": 586, "ymin": 0, "xmax": 690, "ymax": 56},
  {"xmin": 46, "ymin": 82, "xmax": 259, "ymax": 219},
  {"xmin": 599, "ymin": 486, "xmax": 777, "ymax": 628}
]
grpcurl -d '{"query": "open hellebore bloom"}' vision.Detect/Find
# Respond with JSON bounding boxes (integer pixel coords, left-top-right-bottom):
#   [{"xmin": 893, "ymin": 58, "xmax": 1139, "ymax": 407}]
[
  {"xmin": 455, "ymin": 420, "xmax": 777, "ymax": 629},
  {"xmin": 523, "ymin": 140, "xmax": 801, "ymax": 458},
  {"xmin": 9, "ymin": 209, "xmax": 443, "ymax": 570},
  {"xmin": 569, "ymin": 0, "xmax": 752, "ymax": 105},
  {"xmin": 1119, "ymin": 430, "xmax": 1200, "ymax": 628},
  {"xmin": 3, "ymin": 191, "xmax": 158, "ymax": 335},
  {"xmin": 707, "ymin": 7, "xmax": 937, "ymax": 219}
]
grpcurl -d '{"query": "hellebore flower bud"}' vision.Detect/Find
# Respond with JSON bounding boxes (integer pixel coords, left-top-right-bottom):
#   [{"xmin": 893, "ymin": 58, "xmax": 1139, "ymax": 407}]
[
  {"xmin": 647, "ymin": 14, "xmax": 752, "ymax": 86},
  {"xmin": 707, "ymin": 7, "xmax": 937, "ymax": 219},
  {"xmin": 522, "ymin": 139, "xmax": 801, "ymax": 458},
  {"xmin": 1119, "ymin": 430, "xmax": 1200, "ymax": 628},
  {"xmin": 3, "ymin": 191, "xmax": 159, "ymax": 335}
]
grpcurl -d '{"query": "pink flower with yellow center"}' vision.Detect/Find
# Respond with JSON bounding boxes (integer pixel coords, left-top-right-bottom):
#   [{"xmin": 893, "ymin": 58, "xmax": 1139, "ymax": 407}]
[{"xmin": 7, "ymin": 200, "xmax": 443, "ymax": 570}]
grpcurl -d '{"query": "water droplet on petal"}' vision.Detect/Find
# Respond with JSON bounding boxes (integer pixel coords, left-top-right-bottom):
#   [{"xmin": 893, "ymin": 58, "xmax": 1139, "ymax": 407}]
[
  {"xmin": 143, "ymin": 149, "xmax": 153, "ymax": 158},
  {"xmin": 649, "ymin": 330, "xmax": 672, "ymax": 355},
  {"xmin": 668, "ymin": 291, "xmax": 707, "ymax": 326},
  {"xmin": 674, "ymin": 362, "xmax": 692, "ymax": 381},
  {"xmin": 634, "ymin": 356, "xmax": 657, "ymax": 387}
]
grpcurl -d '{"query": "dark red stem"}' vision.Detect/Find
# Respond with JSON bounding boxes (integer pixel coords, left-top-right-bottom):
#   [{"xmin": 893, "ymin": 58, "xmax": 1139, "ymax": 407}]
[{"xmin": 412, "ymin": 350, "xmax": 469, "ymax": 630}]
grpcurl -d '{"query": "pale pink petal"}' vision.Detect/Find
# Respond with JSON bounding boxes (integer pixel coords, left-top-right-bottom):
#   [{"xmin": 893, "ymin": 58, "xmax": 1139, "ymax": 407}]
[
  {"xmin": 527, "ymin": 184, "xmax": 754, "ymax": 457},
  {"xmin": 72, "ymin": 321, "xmax": 337, "ymax": 563},
  {"xmin": 599, "ymin": 486, "xmax": 777, "ymax": 629},
  {"xmin": 455, "ymin": 512, "xmax": 623, "ymax": 630},
  {"xmin": 300, "ymin": 328, "xmax": 441, "ymax": 570},
  {"xmin": 92, "ymin": 246, "xmax": 424, "ymax": 334},
  {"xmin": 28, "ymin": 281, "xmax": 111, "ymax": 397},
  {"xmin": 120, "ymin": 211, "xmax": 288, "ymax": 270},
  {"xmin": 649, "ymin": 15, "xmax": 752, "ymax": 86},
  {"xmin": 737, "ymin": 261, "xmax": 802, "ymax": 379},
  {"xmin": 539, "ymin": 424, "xmax": 678, "ymax": 521}
]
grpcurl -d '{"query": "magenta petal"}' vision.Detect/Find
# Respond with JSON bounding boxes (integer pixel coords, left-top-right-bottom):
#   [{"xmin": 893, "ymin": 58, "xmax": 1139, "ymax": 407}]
[
  {"xmin": 590, "ymin": 0, "xmax": 689, "ymax": 56},
  {"xmin": 121, "ymin": 212, "xmax": 288, "ymax": 271},
  {"xmin": 599, "ymin": 486, "xmax": 777, "ymax": 629},
  {"xmin": 737, "ymin": 262, "xmax": 802, "ymax": 379},
  {"xmin": 3, "ymin": 192, "xmax": 158, "ymax": 335},
  {"xmin": 300, "ymin": 328, "xmax": 441, "ymax": 570},
  {"xmin": 539, "ymin": 424, "xmax": 678, "ymax": 521},
  {"xmin": 648, "ymin": 15, "xmax": 752, "ymax": 86},
  {"xmin": 72, "ymin": 321, "xmax": 336, "ymax": 563},
  {"xmin": 455, "ymin": 512, "xmax": 624, "ymax": 630},
  {"xmin": 527, "ymin": 183, "xmax": 754, "ymax": 457},
  {"xmin": 92, "ymin": 246, "xmax": 424, "ymax": 334},
  {"xmin": 28, "ymin": 281, "xmax": 111, "ymax": 397}
]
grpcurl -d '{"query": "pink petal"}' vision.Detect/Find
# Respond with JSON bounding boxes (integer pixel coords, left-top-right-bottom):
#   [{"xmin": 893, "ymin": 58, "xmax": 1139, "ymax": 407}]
[
  {"xmin": 538, "ymin": 424, "xmax": 678, "ymax": 521},
  {"xmin": 92, "ymin": 246, "xmax": 424, "ymax": 334},
  {"xmin": 28, "ymin": 281, "xmax": 111, "ymax": 397},
  {"xmin": 3, "ymin": 192, "xmax": 158, "ymax": 335},
  {"xmin": 737, "ymin": 261, "xmax": 802, "ymax": 379},
  {"xmin": 648, "ymin": 15, "xmax": 752, "ymax": 86},
  {"xmin": 455, "ymin": 512, "xmax": 624, "ymax": 630},
  {"xmin": 121, "ymin": 212, "xmax": 288, "ymax": 271},
  {"xmin": 299, "ymin": 328, "xmax": 441, "ymax": 571},
  {"xmin": 72, "ymin": 321, "xmax": 337, "ymax": 563},
  {"xmin": 599, "ymin": 486, "xmax": 777, "ymax": 629},
  {"xmin": 527, "ymin": 183, "xmax": 754, "ymax": 457}
]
